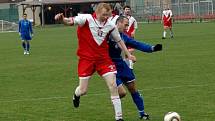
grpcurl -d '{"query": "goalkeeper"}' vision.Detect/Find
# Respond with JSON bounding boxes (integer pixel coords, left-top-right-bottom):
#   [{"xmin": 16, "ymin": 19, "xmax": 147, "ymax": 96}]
[
  {"xmin": 18, "ymin": 13, "xmax": 33, "ymax": 55},
  {"xmin": 109, "ymin": 16, "xmax": 162, "ymax": 120}
]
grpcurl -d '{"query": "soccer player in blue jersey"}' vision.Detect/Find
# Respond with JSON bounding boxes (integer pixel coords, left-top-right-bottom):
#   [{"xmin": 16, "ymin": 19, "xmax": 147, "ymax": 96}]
[
  {"xmin": 108, "ymin": 16, "xmax": 162, "ymax": 120},
  {"xmin": 18, "ymin": 13, "xmax": 33, "ymax": 55}
]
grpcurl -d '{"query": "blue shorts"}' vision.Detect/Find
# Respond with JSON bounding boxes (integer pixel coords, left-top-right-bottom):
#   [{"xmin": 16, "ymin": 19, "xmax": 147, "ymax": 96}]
[
  {"xmin": 21, "ymin": 34, "xmax": 32, "ymax": 41},
  {"xmin": 114, "ymin": 60, "xmax": 135, "ymax": 86}
]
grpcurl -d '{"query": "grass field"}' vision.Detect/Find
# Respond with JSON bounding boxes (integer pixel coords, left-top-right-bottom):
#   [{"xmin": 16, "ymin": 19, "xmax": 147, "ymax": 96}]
[{"xmin": 0, "ymin": 22, "xmax": 215, "ymax": 121}]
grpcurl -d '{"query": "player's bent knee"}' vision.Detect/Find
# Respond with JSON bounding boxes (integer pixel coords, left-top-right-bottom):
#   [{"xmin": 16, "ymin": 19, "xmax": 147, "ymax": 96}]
[
  {"xmin": 119, "ymin": 91, "xmax": 126, "ymax": 98},
  {"xmin": 118, "ymin": 85, "xmax": 127, "ymax": 98}
]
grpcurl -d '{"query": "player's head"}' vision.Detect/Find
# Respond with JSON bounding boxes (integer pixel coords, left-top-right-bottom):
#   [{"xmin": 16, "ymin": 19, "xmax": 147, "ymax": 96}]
[
  {"xmin": 23, "ymin": 13, "xmax": 27, "ymax": 20},
  {"xmin": 164, "ymin": 5, "xmax": 170, "ymax": 10},
  {"xmin": 123, "ymin": 5, "xmax": 131, "ymax": 16},
  {"xmin": 95, "ymin": 3, "xmax": 112, "ymax": 22},
  {"xmin": 116, "ymin": 16, "xmax": 129, "ymax": 32}
]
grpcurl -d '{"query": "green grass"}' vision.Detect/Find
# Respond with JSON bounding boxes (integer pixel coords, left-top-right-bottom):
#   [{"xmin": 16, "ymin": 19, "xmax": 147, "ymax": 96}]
[{"xmin": 0, "ymin": 23, "xmax": 215, "ymax": 121}]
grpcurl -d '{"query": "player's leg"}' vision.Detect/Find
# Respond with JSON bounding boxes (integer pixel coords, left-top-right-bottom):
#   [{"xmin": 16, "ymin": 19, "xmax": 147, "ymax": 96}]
[
  {"xmin": 126, "ymin": 81, "xmax": 149, "ymax": 120},
  {"xmin": 22, "ymin": 41, "xmax": 27, "ymax": 54},
  {"xmin": 162, "ymin": 26, "xmax": 167, "ymax": 39},
  {"xmin": 26, "ymin": 40, "xmax": 30, "ymax": 54},
  {"xmin": 118, "ymin": 84, "xmax": 126, "ymax": 98},
  {"xmin": 25, "ymin": 33, "xmax": 32, "ymax": 54},
  {"xmin": 97, "ymin": 59, "xmax": 123, "ymax": 121},
  {"xmin": 115, "ymin": 61, "xmax": 127, "ymax": 98},
  {"xmin": 20, "ymin": 34, "xmax": 27, "ymax": 54},
  {"xmin": 169, "ymin": 27, "xmax": 174, "ymax": 38},
  {"xmin": 72, "ymin": 58, "xmax": 94, "ymax": 108},
  {"xmin": 73, "ymin": 77, "xmax": 90, "ymax": 107},
  {"xmin": 103, "ymin": 73, "xmax": 123, "ymax": 121}
]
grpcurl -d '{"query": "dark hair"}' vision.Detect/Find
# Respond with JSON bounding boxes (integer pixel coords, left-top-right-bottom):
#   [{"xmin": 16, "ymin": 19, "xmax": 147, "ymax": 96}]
[
  {"xmin": 23, "ymin": 13, "xmax": 27, "ymax": 16},
  {"xmin": 116, "ymin": 15, "xmax": 128, "ymax": 24},
  {"xmin": 123, "ymin": 5, "xmax": 131, "ymax": 10}
]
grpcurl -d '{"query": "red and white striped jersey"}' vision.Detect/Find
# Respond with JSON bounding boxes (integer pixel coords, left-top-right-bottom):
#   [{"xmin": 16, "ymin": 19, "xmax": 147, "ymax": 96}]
[
  {"xmin": 162, "ymin": 9, "xmax": 173, "ymax": 22},
  {"xmin": 70, "ymin": 13, "xmax": 121, "ymax": 60},
  {"xmin": 125, "ymin": 15, "xmax": 137, "ymax": 37},
  {"xmin": 108, "ymin": 14, "xmax": 119, "ymax": 25}
]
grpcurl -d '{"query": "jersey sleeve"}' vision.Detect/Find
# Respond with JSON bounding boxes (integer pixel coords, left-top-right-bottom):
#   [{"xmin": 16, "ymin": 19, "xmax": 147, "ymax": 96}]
[
  {"xmin": 73, "ymin": 14, "xmax": 88, "ymax": 26},
  {"xmin": 29, "ymin": 21, "xmax": 33, "ymax": 34},
  {"xmin": 121, "ymin": 33, "xmax": 153, "ymax": 53},
  {"xmin": 162, "ymin": 11, "xmax": 165, "ymax": 15},
  {"xmin": 134, "ymin": 19, "xmax": 138, "ymax": 29},
  {"xmin": 169, "ymin": 10, "xmax": 173, "ymax": 17},
  {"xmin": 110, "ymin": 27, "xmax": 122, "ymax": 42}
]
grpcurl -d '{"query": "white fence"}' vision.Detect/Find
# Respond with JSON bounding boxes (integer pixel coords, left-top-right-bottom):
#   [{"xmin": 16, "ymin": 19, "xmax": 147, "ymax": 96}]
[{"xmin": 130, "ymin": 0, "xmax": 215, "ymax": 22}]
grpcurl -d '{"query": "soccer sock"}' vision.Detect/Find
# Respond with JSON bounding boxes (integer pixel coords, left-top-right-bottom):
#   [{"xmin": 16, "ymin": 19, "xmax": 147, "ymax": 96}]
[
  {"xmin": 75, "ymin": 86, "xmax": 81, "ymax": 97},
  {"xmin": 26, "ymin": 42, "xmax": 30, "ymax": 51},
  {"xmin": 111, "ymin": 96, "xmax": 123, "ymax": 120},
  {"xmin": 129, "ymin": 59, "xmax": 134, "ymax": 69},
  {"xmin": 163, "ymin": 31, "xmax": 167, "ymax": 38},
  {"xmin": 131, "ymin": 91, "xmax": 145, "ymax": 116},
  {"xmin": 22, "ymin": 42, "xmax": 26, "ymax": 50},
  {"xmin": 170, "ymin": 30, "xmax": 174, "ymax": 37}
]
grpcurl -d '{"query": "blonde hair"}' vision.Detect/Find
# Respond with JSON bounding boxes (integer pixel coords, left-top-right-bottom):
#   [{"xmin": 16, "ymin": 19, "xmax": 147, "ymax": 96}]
[{"xmin": 95, "ymin": 3, "xmax": 111, "ymax": 13}]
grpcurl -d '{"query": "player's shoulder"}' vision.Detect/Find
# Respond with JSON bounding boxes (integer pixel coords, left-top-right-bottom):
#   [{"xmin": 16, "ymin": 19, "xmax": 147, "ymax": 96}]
[
  {"xmin": 120, "ymin": 33, "xmax": 130, "ymax": 41},
  {"xmin": 108, "ymin": 16, "xmax": 119, "ymax": 26},
  {"xmin": 115, "ymin": 14, "xmax": 120, "ymax": 18},
  {"xmin": 77, "ymin": 13, "xmax": 91, "ymax": 16},
  {"xmin": 129, "ymin": 16, "xmax": 137, "ymax": 21},
  {"xmin": 76, "ymin": 13, "xmax": 92, "ymax": 19},
  {"xmin": 168, "ymin": 9, "xmax": 172, "ymax": 13},
  {"xmin": 19, "ymin": 19, "xmax": 24, "ymax": 22},
  {"xmin": 107, "ymin": 19, "xmax": 117, "ymax": 28}
]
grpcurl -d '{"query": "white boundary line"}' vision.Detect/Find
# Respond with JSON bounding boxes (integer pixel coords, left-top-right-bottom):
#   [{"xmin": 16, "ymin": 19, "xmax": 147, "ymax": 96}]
[
  {"xmin": 0, "ymin": 31, "xmax": 17, "ymax": 33},
  {"xmin": 0, "ymin": 83, "xmax": 212, "ymax": 103}
]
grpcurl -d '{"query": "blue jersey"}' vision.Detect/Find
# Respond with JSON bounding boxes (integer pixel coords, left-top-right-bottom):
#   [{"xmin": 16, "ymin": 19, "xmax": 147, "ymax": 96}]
[
  {"xmin": 19, "ymin": 19, "xmax": 33, "ymax": 40},
  {"xmin": 109, "ymin": 33, "xmax": 153, "ymax": 61},
  {"xmin": 108, "ymin": 33, "xmax": 154, "ymax": 85}
]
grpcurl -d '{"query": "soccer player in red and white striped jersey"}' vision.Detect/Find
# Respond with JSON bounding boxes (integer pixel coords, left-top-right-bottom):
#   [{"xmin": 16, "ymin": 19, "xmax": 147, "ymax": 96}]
[
  {"xmin": 123, "ymin": 5, "xmax": 138, "ymax": 70},
  {"xmin": 161, "ymin": 7, "xmax": 174, "ymax": 39},
  {"xmin": 55, "ymin": 3, "xmax": 136, "ymax": 121}
]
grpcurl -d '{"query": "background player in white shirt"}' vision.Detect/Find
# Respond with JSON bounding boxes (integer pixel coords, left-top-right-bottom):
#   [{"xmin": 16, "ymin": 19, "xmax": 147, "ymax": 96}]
[
  {"xmin": 161, "ymin": 7, "xmax": 174, "ymax": 39},
  {"xmin": 123, "ymin": 5, "xmax": 138, "ymax": 70}
]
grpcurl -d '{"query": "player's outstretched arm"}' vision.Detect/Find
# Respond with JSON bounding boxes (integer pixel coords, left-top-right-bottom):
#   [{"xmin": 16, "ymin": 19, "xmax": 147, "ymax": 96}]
[
  {"xmin": 55, "ymin": 13, "xmax": 74, "ymax": 26},
  {"xmin": 122, "ymin": 33, "xmax": 162, "ymax": 52},
  {"xmin": 117, "ymin": 40, "xmax": 136, "ymax": 62},
  {"xmin": 111, "ymin": 29, "xmax": 136, "ymax": 62}
]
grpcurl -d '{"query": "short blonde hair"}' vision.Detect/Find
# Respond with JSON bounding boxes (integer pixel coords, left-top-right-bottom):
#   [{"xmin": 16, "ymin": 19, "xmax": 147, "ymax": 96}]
[{"xmin": 95, "ymin": 3, "xmax": 111, "ymax": 13}]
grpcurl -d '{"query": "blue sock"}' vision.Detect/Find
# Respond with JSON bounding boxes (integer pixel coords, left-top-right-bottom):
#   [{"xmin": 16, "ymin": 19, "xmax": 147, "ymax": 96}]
[
  {"xmin": 22, "ymin": 42, "xmax": 26, "ymax": 50},
  {"xmin": 131, "ymin": 91, "xmax": 145, "ymax": 116},
  {"xmin": 26, "ymin": 42, "xmax": 30, "ymax": 51}
]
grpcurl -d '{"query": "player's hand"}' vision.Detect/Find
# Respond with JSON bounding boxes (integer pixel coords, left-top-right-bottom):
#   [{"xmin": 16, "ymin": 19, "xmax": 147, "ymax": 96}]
[
  {"xmin": 127, "ymin": 55, "xmax": 136, "ymax": 63},
  {"xmin": 128, "ymin": 48, "xmax": 135, "ymax": 54},
  {"xmin": 31, "ymin": 34, "xmax": 34, "ymax": 38},
  {"xmin": 19, "ymin": 32, "xmax": 21, "ymax": 36},
  {"xmin": 55, "ymin": 13, "xmax": 64, "ymax": 21},
  {"xmin": 153, "ymin": 44, "xmax": 162, "ymax": 52}
]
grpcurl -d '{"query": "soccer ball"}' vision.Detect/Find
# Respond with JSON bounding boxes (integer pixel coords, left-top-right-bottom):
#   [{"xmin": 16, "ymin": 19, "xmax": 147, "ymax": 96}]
[{"xmin": 164, "ymin": 112, "xmax": 181, "ymax": 121}]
